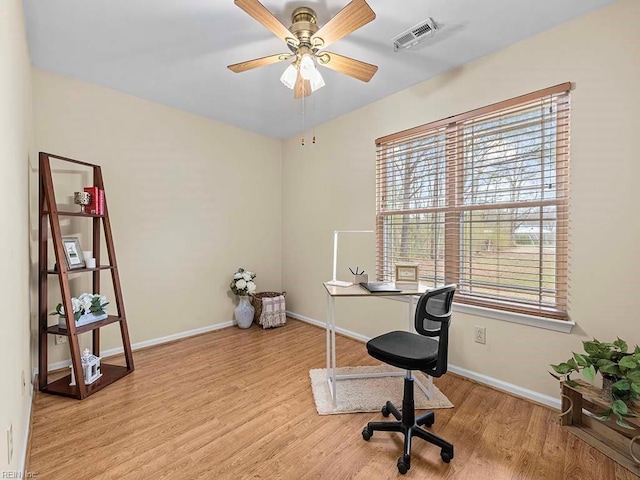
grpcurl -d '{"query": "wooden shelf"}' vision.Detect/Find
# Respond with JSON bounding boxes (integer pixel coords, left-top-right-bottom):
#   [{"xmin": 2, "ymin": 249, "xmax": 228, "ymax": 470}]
[
  {"xmin": 42, "ymin": 210, "xmax": 104, "ymax": 217},
  {"xmin": 46, "ymin": 315, "xmax": 122, "ymax": 335},
  {"xmin": 46, "ymin": 266, "xmax": 114, "ymax": 275},
  {"xmin": 38, "ymin": 152, "xmax": 134, "ymax": 400},
  {"xmin": 560, "ymin": 381, "xmax": 640, "ymax": 475},
  {"xmin": 40, "ymin": 363, "xmax": 132, "ymax": 399}
]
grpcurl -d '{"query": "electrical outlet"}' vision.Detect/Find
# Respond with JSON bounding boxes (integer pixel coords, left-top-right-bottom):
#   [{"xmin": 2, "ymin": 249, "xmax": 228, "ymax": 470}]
[
  {"xmin": 7, "ymin": 423, "xmax": 13, "ymax": 463},
  {"xmin": 474, "ymin": 326, "xmax": 486, "ymax": 344},
  {"xmin": 55, "ymin": 334, "xmax": 67, "ymax": 345}
]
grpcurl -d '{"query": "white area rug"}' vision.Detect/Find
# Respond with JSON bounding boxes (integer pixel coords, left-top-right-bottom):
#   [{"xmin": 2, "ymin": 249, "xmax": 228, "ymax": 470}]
[{"xmin": 309, "ymin": 365, "xmax": 454, "ymax": 415}]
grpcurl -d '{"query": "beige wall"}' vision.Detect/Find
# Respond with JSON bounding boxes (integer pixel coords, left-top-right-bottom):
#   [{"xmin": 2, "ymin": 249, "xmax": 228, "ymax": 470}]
[
  {"xmin": 0, "ymin": 0, "xmax": 34, "ymax": 473},
  {"xmin": 282, "ymin": 0, "xmax": 640, "ymax": 398},
  {"xmin": 32, "ymin": 69, "xmax": 283, "ymax": 365}
]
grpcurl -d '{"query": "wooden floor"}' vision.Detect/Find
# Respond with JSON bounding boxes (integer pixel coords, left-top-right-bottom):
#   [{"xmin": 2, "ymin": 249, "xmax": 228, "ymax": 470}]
[{"xmin": 28, "ymin": 319, "xmax": 638, "ymax": 480}]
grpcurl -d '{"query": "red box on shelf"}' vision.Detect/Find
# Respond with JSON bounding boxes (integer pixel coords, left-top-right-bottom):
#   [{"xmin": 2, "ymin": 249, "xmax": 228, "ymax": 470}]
[{"xmin": 83, "ymin": 186, "xmax": 99, "ymax": 214}]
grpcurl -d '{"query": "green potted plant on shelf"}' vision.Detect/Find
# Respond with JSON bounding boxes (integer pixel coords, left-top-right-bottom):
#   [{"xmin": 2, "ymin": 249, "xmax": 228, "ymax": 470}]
[
  {"xmin": 550, "ymin": 338, "xmax": 640, "ymax": 428},
  {"xmin": 50, "ymin": 293, "xmax": 109, "ymax": 329}
]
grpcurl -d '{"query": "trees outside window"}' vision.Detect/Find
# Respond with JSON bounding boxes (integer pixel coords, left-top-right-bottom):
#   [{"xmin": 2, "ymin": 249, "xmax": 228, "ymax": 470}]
[{"xmin": 376, "ymin": 84, "xmax": 571, "ymax": 319}]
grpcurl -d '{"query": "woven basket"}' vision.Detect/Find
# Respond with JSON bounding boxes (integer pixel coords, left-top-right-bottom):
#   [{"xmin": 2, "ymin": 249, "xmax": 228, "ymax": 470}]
[{"xmin": 251, "ymin": 291, "xmax": 286, "ymax": 326}]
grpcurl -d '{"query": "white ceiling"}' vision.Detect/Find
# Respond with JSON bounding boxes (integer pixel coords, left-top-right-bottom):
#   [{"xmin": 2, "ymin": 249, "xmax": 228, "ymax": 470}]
[{"xmin": 23, "ymin": 0, "xmax": 616, "ymax": 139}]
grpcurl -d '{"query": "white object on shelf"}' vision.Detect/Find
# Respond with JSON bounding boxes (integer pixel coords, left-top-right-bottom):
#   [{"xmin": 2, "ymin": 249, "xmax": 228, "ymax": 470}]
[
  {"xmin": 69, "ymin": 348, "xmax": 102, "ymax": 386},
  {"xmin": 58, "ymin": 311, "xmax": 108, "ymax": 329}
]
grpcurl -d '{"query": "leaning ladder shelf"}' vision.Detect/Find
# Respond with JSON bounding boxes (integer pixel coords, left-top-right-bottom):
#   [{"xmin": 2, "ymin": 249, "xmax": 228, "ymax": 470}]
[{"xmin": 38, "ymin": 152, "xmax": 134, "ymax": 399}]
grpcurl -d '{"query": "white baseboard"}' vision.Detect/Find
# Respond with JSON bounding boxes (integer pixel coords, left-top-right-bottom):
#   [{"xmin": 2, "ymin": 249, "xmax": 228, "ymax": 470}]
[
  {"xmin": 286, "ymin": 310, "xmax": 561, "ymax": 410},
  {"xmin": 447, "ymin": 364, "xmax": 560, "ymax": 409},
  {"xmin": 286, "ymin": 311, "xmax": 371, "ymax": 343},
  {"xmin": 34, "ymin": 320, "xmax": 235, "ymax": 375},
  {"xmin": 19, "ymin": 384, "xmax": 34, "ymax": 475}
]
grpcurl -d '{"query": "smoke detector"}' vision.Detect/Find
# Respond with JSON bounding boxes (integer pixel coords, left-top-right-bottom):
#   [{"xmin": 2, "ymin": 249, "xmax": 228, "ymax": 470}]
[{"xmin": 392, "ymin": 18, "xmax": 440, "ymax": 52}]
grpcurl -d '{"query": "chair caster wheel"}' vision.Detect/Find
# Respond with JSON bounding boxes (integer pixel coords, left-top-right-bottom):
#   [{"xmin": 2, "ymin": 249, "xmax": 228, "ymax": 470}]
[
  {"xmin": 441, "ymin": 449, "xmax": 453, "ymax": 463},
  {"xmin": 397, "ymin": 456, "xmax": 410, "ymax": 474},
  {"xmin": 362, "ymin": 427, "xmax": 372, "ymax": 441},
  {"xmin": 381, "ymin": 404, "xmax": 390, "ymax": 417}
]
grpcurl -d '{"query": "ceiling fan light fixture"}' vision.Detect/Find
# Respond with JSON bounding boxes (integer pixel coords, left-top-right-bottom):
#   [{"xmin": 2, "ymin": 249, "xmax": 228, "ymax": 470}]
[
  {"xmin": 309, "ymin": 68, "xmax": 325, "ymax": 92},
  {"xmin": 280, "ymin": 64, "xmax": 298, "ymax": 89},
  {"xmin": 299, "ymin": 53, "xmax": 316, "ymax": 81},
  {"xmin": 229, "ymin": 0, "xmax": 379, "ymax": 96}
]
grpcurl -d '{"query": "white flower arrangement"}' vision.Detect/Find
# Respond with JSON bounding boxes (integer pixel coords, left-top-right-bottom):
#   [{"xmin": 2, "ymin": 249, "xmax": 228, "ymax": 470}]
[
  {"xmin": 230, "ymin": 267, "xmax": 257, "ymax": 296},
  {"xmin": 50, "ymin": 293, "xmax": 109, "ymax": 320}
]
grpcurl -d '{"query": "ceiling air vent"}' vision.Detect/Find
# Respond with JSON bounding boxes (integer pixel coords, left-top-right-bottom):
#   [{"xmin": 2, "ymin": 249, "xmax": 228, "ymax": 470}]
[{"xmin": 392, "ymin": 18, "xmax": 439, "ymax": 52}]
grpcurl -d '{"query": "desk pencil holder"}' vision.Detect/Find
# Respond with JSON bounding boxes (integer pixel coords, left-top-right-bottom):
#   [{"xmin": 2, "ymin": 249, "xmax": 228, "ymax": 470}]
[{"xmin": 353, "ymin": 274, "xmax": 368, "ymax": 284}]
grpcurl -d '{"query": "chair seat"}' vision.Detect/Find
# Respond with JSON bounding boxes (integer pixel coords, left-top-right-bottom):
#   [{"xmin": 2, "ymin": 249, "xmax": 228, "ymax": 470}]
[{"xmin": 367, "ymin": 331, "xmax": 439, "ymax": 371}]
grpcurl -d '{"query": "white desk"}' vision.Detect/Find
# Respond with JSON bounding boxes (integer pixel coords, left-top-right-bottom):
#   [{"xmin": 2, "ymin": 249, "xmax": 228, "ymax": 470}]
[{"xmin": 323, "ymin": 282, "xmax": 433, "ymax": 407}]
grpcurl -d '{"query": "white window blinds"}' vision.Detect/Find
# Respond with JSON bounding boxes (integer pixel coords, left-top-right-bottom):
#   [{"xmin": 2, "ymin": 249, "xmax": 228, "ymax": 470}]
[{"xmin": 376, "ymin": 83, "xmax": 571, "ymax": 319}]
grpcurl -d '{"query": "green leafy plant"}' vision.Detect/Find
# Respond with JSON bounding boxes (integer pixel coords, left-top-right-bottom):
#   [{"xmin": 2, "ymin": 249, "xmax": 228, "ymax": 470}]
[
  {"xmin": 49, "ymin": 293, "xmax": 108, "ymax": 321},
  {"xmin": 550, "ymin": 338, "xmax": 640, "ymax": 428}
]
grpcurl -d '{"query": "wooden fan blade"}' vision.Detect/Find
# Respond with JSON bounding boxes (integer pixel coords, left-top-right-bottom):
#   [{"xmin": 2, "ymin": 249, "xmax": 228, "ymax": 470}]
[
  {"xmin": 318, "ymin": 52, "xmax": 378, "ymax": 82},
  {"xmin": 311, "ymin": 0, "xmax": 375, "ymax": 49},
  {"xmin": 294, "ymin": 72, "xmax": 311, "ymax": 99},
  {"xmin": 234, "ymin": 0, "xmax": 294, "ymax": 42},
  {"xmin": 227, "ymin": 53, "xmax": 291, "ymax": 73}
]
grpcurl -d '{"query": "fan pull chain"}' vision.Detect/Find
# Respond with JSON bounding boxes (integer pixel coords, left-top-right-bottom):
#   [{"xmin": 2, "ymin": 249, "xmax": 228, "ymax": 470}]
[
  {"xmin": 312, "ymin": 97, "xmax": 317, "ymax": 144},
  {"xmin": 301, "ymin": 93, "xmax": 305, "ymax": 146}
]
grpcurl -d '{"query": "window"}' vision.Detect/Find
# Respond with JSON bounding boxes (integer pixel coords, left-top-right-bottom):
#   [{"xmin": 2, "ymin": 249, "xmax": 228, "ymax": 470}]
[{"xmin": 376, "ymin": 83, "xmax": 570, "ymax": 320}]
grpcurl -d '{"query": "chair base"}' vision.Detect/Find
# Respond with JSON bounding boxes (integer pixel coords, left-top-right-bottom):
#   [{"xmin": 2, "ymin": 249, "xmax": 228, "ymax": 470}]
[{"xmin": 361, "ymin": 377, "xmax": 453, "ymax": 474}]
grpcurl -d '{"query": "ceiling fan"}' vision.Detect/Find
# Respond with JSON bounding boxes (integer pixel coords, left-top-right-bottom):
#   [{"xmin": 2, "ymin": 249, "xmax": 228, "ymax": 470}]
[{"xmin": 227, "ymin": 0, "xmax": 378, "ymax": 99}]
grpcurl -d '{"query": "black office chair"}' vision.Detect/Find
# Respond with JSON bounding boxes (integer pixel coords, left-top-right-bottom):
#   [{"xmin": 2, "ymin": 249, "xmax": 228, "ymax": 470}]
[{"xmin": 361, "ymin": 285, "xmax": 456, "ymax": 475}]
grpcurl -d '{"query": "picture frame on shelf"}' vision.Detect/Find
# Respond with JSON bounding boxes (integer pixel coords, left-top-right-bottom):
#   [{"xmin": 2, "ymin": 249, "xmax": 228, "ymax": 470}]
[
  {"xmin": 61, "ymin": 236, "xmax": 85, "ymax": 269},
  {"xmin": 395, "ymin": 263, "xmax": 419, "ymax": 285}
]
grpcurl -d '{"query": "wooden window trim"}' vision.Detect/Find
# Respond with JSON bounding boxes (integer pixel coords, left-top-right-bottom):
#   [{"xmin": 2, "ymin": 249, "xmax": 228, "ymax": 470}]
[{"xmin": 376, "ymin": 83, "xmax": 572, "ymax": 146}]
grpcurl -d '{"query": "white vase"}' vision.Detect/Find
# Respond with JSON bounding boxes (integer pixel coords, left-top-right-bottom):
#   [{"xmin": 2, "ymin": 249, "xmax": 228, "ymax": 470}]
[{"xmin": 235, "ymin": 296, "xmax": 254, "ymax": 329}]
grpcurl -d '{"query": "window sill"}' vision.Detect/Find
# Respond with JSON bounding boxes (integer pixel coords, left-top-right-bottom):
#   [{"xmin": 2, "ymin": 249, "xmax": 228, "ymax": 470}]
[
  {"xmin": 452, "ymin": 302, "xmax": 574, "ymax": 333},
  {"xmin": 384, "ymin": 295, "xmax": 575, "ymax": 333}
]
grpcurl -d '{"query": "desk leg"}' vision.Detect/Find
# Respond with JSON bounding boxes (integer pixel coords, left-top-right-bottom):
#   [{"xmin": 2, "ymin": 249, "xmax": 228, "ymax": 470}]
[
  {"xmin": 415, "ymin": 375, "xmax": 434, "ymax": 400},
  {"xmin": 325, "ymin": 292, "xmax": 330, "ymax": 376},
  {"xmin": 326, "ymin": 292, "xmax": 337, "ymax": 407}
]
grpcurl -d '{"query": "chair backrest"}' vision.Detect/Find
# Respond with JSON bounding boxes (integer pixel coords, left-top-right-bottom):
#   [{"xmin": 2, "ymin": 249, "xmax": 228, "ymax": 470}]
[{"xmin": 414, "ymin": 284, "xmax": 456, "ymax": 377}]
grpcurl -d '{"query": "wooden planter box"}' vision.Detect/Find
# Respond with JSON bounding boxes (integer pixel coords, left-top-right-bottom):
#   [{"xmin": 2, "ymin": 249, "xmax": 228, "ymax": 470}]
[{"xmin": 560, "ymin": 380, "xmax": 640, "ymax": 475}]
